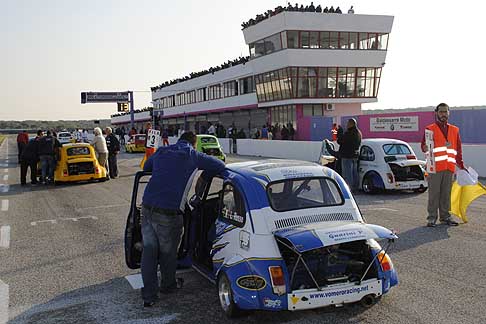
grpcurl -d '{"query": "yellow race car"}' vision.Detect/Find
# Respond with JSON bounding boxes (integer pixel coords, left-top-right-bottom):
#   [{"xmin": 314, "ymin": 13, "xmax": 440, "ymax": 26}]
[
  {"xmin": 54, "ymin": 143, "xmax": 108, "ymax": 184},
  {"xmin": 125, "ymin": 134, "xmax": 146, "ymax": 153}
]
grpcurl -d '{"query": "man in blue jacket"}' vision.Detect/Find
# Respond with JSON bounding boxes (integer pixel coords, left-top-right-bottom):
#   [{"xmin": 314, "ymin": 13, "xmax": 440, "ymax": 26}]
[{"xmin": 141, "ymin": 131, "xmax": 225, "ymax": 307}]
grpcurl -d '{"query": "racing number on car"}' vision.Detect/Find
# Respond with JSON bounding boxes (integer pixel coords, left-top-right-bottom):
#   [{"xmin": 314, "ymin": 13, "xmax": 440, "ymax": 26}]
[{"xmin": 146, "ymin": 129, "xmax": 160, "ymax": 148}]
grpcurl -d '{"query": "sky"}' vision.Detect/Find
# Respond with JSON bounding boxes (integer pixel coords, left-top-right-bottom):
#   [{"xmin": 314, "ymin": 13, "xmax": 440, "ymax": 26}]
[{"xmin": 1, "ymin": 0, "xmax": 485, "ymax": 121}]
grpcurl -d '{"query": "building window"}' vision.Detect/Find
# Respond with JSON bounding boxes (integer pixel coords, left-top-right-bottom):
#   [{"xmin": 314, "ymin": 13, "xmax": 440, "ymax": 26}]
[
  {"xmin": 255, "ymin": 66, "xmax": 382, "ymax": 102},
  {"xmin": 240, "ymin": 76, "xmax": 255, "ymax": 94},
  {"xmin": 208, "ymin": 84, "xmax": 221, "ymax": 100},
  {"xmin": 196, "ymin": 88, "xmax": 206, "ymax": 102},
  {"xmin": 287, "ymin": 31, "xmax": 299, "ymax": 48},
  {"xmin": 223, "ymin": 80, "xmax": 238, "ymax": 97}
]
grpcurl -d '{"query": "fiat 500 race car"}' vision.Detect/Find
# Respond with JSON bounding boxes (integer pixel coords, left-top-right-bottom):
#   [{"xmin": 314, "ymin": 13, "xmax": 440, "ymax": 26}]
[
  {"xmin": 358, "ymin": 138, "xmax": 428, "ymax": 193},
  {"xmin": 125, "ymin": 160, "xmax": 398, "ymax": 317}
]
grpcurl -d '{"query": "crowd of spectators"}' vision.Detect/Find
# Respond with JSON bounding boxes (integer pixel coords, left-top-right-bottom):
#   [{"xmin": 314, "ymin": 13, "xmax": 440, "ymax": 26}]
[
  {"xmin": 111, "ymin": 107, "xmax": 152, "ymax": 118},
  {"xmin": 150, "ymin": 56, "xmax": 250, "ymax": 92},
  {"xmin": 241, "ymin": 3, "xmax": 352, "ymax": 29}
]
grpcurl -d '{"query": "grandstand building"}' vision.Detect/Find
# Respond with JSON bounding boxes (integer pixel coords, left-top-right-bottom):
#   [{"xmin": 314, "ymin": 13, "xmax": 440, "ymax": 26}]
[{"xmin": 115, "ymin": 9, "xmax": 394, "ymax": 140}]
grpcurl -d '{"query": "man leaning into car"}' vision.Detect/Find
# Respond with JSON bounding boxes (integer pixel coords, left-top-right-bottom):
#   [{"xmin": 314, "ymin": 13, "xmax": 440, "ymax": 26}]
[
  {"xmin": 421, "ymin": 103, "xmax": 465, "ymax": 227},
  {"xmin": 140, "ymin": 131, "xmax": 225, "ymax": 307}
]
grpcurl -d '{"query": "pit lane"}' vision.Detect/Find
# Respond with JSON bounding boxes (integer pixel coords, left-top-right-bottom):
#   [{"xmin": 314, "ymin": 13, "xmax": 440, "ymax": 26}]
[{"xmin": 1, "ymin": 136, "xmax": 485, "ymax": 324}]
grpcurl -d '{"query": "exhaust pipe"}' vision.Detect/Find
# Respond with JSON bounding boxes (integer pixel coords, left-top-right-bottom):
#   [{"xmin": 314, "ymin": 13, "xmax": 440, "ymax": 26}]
[{"xmin": 360, "ymin": 294, "xmax": 377, "ymax": 308}]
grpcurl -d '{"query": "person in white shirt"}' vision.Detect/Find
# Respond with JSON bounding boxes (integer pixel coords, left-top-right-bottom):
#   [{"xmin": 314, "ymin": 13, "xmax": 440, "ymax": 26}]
[{"xmin": 90, "ymin": 127, "xmax": 109, "ymax": 175}]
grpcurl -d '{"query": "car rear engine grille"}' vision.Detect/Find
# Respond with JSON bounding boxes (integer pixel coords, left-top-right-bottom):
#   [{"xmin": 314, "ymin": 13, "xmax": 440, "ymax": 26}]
[
  {"xmin": 203, "ymin": 148, "xmax": 220, "ymax": 156},
  {"xmin": 68, "ymin": 162, "xmax": 94, "ymax": 175},
  {"xmin": 274, "ymin": 213, "xmax": 354, "ymax": 229}
]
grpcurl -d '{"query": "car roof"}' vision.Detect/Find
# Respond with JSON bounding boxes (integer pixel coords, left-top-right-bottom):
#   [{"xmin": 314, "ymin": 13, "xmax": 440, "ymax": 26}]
[
  {"xmin": 226, "ymin": 159, "xmax": 334, "ymax": 183},
  {"xmin": 361, "ymin": 138, "xmax": 409, "ymax": 145},
  {"xmin": 62, "ymin": 143, "xmax": 91, "ymax": 148},
  {"xmin": 223, "ymin": 159, "xmax": 348, "ymax": 211},
  {"xmin": 197, "ymin": 134, "xmax": 217, "ymax": 139}
]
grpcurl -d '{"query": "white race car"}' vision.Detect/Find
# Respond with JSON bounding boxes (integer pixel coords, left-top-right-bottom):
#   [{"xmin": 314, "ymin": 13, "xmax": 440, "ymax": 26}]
[
  {"xmin": 125, "ymin": 159, "xmax": 399, "ymax": 317},
  {"xmin": 358, "ymin": 138, "xmax": 428, "ymax": 193}
]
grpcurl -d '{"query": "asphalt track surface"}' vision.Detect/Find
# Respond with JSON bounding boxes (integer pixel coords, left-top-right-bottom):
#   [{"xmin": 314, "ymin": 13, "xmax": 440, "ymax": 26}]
[{"xmin": 0, "ymin": 135, "xmax": 485, "ymax": 324}]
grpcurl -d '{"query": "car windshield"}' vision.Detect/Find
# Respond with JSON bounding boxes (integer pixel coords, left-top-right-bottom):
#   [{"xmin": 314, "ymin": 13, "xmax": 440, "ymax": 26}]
[
  {"xmin": 135, "ymin": 135, "xmax": 145, "ymax": 141},
  {"xmin": 67, "ymin": 147, "xmax": 90, "ymax": 156},
  {"xmin": 382, "ymin": 144, "xmax": 411, "ymax": 155},
  {"xmin": 59, "ymin": 133, "xmax": 71, "ymax": 138},
  {"xmin": 200, "ymin": 137, "xmax": 217, "ymax": 144},
  {"xmin": 267, "ymin": 177, "xmax": 343, "ymax": 212}
]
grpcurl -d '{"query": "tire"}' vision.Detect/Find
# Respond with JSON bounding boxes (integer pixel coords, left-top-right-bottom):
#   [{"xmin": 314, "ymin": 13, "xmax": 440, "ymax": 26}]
[
  {"xmin": 217, "ymin": 272, "xmax": 241, "ymax": 318},
  {"xmin": 414, "ymin": 186, "xmax": 428, "ymax": 193},
  {"xmin": 362, "ymin": 173, "xmax": 377, "ymax": 194}
]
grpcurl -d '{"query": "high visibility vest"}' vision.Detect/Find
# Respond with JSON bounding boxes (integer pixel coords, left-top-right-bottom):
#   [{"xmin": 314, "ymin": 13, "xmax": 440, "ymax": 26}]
[
  {"xmin": 331, "ymin": 127, "xmax": 338, "ymax": 140},
  {"xmin": 426, "ymin": 123, "xmax": 459, "ymax": 173}
]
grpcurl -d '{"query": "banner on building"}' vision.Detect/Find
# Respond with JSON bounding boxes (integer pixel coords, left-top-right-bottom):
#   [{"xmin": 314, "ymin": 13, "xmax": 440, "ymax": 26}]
[{"xmin": 370, "ymin": 116, "xmax": 419, "ymax": 132}]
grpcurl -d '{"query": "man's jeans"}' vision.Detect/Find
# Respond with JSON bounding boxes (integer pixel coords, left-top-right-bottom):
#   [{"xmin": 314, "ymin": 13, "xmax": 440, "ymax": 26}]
[
  {"xmin": 341, "ymin": 158, "xmax": 358, "ymax": 191},
  {"xmin": 141, "ymin": 206, "xmax": 183, "ymax": 303},
  {"xmin": 39, "ymin": 155, "xmax": 55, "ymax": 181}
]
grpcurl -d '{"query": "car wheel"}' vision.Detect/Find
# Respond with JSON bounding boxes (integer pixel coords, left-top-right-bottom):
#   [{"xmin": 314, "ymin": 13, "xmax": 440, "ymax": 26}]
[
  {"xmin": 362, "ymin": 173, "xmax": 377, "ymax": 194},
  {"xmin": 218, "ymin": 272, "xmax": 241, "ymax": 318},
  {"xmin": 414, "ymin": 186, "xmax": 428, "ymax": 193}
]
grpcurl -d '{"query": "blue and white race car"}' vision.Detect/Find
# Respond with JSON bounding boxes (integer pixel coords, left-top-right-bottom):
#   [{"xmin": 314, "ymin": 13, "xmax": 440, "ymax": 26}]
[{"xmin": 125, "ymin": 159, "xmax": 398, "ymax": 317}]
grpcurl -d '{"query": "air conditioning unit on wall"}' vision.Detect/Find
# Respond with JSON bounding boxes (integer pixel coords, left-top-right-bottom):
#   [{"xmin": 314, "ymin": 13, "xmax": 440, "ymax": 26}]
[{"xmin": 325, "ymin": 103, "xmax": 335, "ymax": 111}]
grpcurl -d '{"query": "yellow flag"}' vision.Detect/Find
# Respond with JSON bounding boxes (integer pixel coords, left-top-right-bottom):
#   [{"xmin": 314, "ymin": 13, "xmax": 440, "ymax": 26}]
[{"xmin": 450, "ymin": 181, "xmax": 486, "ymax": 223}]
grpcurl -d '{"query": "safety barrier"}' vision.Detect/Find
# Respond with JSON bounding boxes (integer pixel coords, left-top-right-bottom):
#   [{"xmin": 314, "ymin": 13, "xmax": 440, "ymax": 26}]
[{"xmin": 166, "ymin": 136, "xmax": 486, "ymax": 177}]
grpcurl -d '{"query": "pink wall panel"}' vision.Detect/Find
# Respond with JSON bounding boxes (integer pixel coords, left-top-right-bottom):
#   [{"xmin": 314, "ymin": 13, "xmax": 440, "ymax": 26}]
[{"xmin": 358, "ymin": 111, "xmax": 435, "ymax": 142}]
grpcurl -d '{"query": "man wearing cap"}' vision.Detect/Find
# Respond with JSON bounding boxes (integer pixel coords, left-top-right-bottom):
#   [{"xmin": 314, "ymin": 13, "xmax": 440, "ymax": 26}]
[{"xmin": 421, "ymin": 103, "xmax": 465, "ymax": 227}]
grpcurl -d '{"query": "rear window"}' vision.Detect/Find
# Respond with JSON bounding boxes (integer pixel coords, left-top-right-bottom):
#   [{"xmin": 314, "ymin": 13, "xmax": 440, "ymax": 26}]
[
  {"xmin": 200, "ymin": 137, "xmax": 217, "ymax": 144},
  {"xmin": 267, "ymin": 177, "xmax": 343, "ymax": 212},
  {"xmin": 135, "ymin": 135, "xmax": 146, "ymax": 141},
  {"xmin": 58, "ymin": 133, "xmax": 71, "ymax": 138},
  {"xmin": 67, "ymin": 147, "xmax": 90, "ymax": 156},
  {"xmin": 382, "ymin": 144, "xmax": 411, "ymax": 155}
]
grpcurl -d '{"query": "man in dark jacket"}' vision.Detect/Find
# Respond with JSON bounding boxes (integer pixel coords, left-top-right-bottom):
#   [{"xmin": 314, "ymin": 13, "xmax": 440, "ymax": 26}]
[
  {"xmin": 140, "ymin": 131, "xmax": 225, "ymax": 307},
  {"xmin": 20, "ymin": 138, "xmax": 39, "ymax": 185},
  {"xmin": 337, "ymin": 118, "xmax": 362, "ymax": 191},
  {"xmin": 37, "ymin": 130, "xmax": 61, "ymax": 184},
  {"xmin": 105, "ymin": 127, "xmax": 120, "ymax": 179}
]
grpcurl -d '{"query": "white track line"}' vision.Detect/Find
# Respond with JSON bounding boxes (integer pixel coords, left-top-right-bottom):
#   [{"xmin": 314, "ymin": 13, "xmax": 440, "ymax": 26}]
[
  {"xmin": 0, "ymin": 226, "xmax": 10, "ymax": 248},
  {"xmin": 1, "ymin": 200, "xmax": 7, "ymax": 212},
  {"xmin": 0, "ymin": 279, "xmax": 8, "ymax": 324},
  {"xmin": 2, "ymin": 175, "xmax": 7, "ymax": 181}
]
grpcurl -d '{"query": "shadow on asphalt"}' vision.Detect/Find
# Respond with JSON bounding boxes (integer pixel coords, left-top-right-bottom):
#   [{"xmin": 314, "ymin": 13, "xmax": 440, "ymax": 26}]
[
  {"xmin": 391, "ymin": 225, "xmax": 451, "ymax": 254},
  {"xmin": 9, "ymin": 273, "xmax": 377, "ymax": 324}
]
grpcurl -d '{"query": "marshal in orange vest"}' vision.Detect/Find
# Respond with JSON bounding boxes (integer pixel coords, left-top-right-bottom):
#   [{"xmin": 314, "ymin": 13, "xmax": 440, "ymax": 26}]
[{"xmin": 425, "ymin": 123, "xmax": 459, "ymax": 173}]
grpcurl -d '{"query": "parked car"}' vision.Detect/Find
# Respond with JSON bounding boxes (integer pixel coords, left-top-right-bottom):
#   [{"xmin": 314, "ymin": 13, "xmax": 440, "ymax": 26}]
[
  {"xmin": 358, "ymin": 138, "xmax": 428, "ymax": 193},
  {"xmin": 57, "ymin": 131, "xmax": 74, "ymax": 144},
  {"xmin": 125, "ymin": 134, "xmax": 146, "ymax": 153},
  {"xmin": 53, "ymin": 143, "xmax": 108, "ymax": 184},
  {"xmin": 196, "ymin": 134, "xmax": 226, "ymax": 162},
  {"xmin": 125, "ymin": 159, "xmax": 398, "ymax": 317}
]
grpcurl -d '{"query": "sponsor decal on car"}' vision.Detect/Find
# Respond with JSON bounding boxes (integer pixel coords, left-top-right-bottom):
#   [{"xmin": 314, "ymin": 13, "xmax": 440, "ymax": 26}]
[
  {"xmin": 236, "ymin": 275, "xmax": 267, "ymax": 291},
  {"xmin": 263, "ymin": 297, "xmax": 282, "ymax": 309},
  {"xmin": 327, "ymin": 229, "xmax": 367, "ymax": 242},
  {"xmin": 290, "ymin": 285, "xmax": 370, "ymax": 305}
]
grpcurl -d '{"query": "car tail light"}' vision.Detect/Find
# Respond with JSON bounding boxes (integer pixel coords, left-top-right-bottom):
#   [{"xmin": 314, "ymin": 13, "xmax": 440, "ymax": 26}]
[
  {"xmin": 95, "ymin": 167, "xmax": 100, "ymax": 174},
  {"xmin": 269, "ymin": 266, "xmax": 286, "ymax": 295},
  {"xmin": 386, "ymin": 173, "xmax": 394, "ymax": 183},
  {"xmin": 377, "ymin": 251, "xmax": 393, "ymax": 272},
  {"xmin": 406, "ymin": 154, "xmax": 416, "ymax": 160},
  {"xmin": 63, "ymin": 169, "xmax": 68, "ymax": 176}
]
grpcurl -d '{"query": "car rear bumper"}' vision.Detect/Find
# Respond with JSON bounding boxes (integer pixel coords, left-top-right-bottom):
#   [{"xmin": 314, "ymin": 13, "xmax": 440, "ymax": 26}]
[
  {"xmin": 287, "ymin": 279, "xmax": 382, "ymax": 311},
  {"xmin": 388, "ymin": 180, "xmax": 427, "ymax": 190}
]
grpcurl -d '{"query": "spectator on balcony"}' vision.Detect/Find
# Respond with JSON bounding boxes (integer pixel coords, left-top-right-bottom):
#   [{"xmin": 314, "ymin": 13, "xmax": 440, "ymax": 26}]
[
  {"xmin": 348, "ymin": 6, "xmax": 355, "ymax": 14},
  {"xmin": 336, "ymin": 6, "xmax": 342, "ymax": 14}
]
